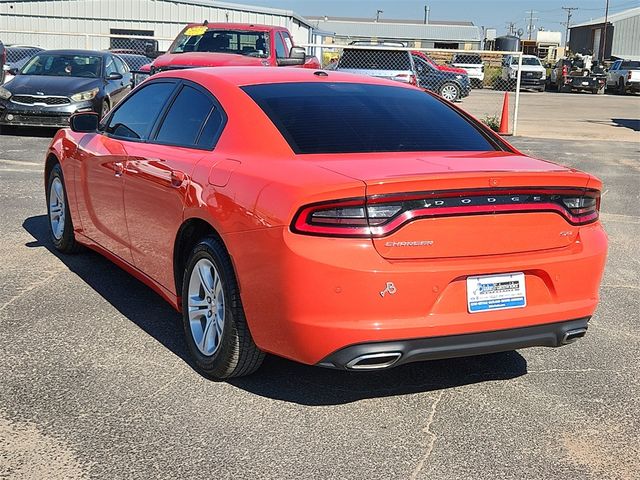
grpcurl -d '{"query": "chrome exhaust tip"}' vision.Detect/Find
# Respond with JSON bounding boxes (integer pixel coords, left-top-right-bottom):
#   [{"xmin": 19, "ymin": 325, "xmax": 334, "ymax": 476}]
[
  {"xmin": 345, "ymin": 352, "xmax": 402, "ymax": 370},
  {"xmin": 562, "ymin": 327, "xmax": 588, "ymax": 345}
]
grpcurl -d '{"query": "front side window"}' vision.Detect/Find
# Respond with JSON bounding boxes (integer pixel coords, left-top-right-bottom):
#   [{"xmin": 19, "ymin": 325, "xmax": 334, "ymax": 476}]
[
  {"xmin": 155, "ymin": 85, "xmax": 217, "ymax": 147},
  {"xmin": 275, "ymin": 33, "xmax": 286, "ymax": 59},
  {"xmin": 243, "ymin": 82, "xmax": 498, "ymax": 154},
  {"xmin": 21, "ymin": 54, "xmax": 102, "ymax": 78},
  {"xmin": 105, "ymin": 82, "xmax": 175, "ymax": 140}
]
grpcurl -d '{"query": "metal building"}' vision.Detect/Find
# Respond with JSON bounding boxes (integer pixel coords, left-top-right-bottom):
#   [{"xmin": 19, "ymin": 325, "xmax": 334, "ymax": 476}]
[
  {"xmin": 569, "ymin": 7, "xmax": 640, "ymax": 60},
  {"xmin": 0, "ymin": 0, "xmax": 317, "ymax": 50},
  {"xmin": 306, "ymin": 16, "xmax": 482, "ymax": 50}
]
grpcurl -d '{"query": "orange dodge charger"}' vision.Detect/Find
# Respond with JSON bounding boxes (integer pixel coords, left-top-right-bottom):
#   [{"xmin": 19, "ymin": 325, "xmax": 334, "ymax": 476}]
[{"xmin": 44, "ymin": 67, "xmax": 607, "ymax": 378}]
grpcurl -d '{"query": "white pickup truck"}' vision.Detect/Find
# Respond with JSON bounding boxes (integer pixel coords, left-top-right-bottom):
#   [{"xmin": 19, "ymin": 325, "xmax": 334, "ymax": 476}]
[{"xmin": 606, "ymin": 59, "xmax": 640, "ymax": 94}]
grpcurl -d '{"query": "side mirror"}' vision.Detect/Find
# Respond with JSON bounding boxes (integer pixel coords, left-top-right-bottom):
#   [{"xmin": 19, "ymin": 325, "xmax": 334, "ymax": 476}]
[
  {"xmin": 106, "ymin": 72, "xmax": 123, "ymax": 81},
  {"xmin": 70, "ymin": 112, "xmax": 99, "ymax": 133},
  {"xmin": 277, "ymin": 46, "xmax": 306, "ymax": 66},
  {"xmin": 7, "ymin": 67, "xmax": 19, "ymax": 76}
]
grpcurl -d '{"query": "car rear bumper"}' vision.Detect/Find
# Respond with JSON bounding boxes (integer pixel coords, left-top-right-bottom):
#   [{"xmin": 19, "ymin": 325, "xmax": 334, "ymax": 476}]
[
  {"xmin": 226, "ymin": 223, "xmax": 607, "ymax": 365},
  {"xmin": 317, "ymin": 317, "xmax": 590, "ymax": 370}
]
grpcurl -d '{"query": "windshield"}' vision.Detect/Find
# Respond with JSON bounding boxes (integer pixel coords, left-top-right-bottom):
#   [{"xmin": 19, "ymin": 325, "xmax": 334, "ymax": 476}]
[
  {"xmin": 21, "ymin": 54, "xmax": 103, "ymax": 77},
  {"xmin": 511, "ymin": 57, "xmax": 542, "ymax": 66},
  {"xmin": 170, "ymin": 27, "xmax": 270, "ymax": 58},
  {"xmin": 243, "ymin": 82, "xmax": 497, "ymax": 154}
]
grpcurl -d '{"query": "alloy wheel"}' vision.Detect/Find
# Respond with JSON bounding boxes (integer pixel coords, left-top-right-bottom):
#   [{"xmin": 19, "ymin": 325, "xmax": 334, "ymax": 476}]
[
  {"xmin": 49, "ymin": 177, "xmax": 65, "ymax": 241},
  {"xmin": 187, "ymin": 258, "xmax": 225, "ymax": 356}
]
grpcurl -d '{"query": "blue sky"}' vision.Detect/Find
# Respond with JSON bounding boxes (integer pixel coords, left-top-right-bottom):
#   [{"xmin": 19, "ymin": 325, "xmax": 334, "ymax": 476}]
[{"xmin": 237, "ymin": 0, "xmax": 639, "ymax": 36}]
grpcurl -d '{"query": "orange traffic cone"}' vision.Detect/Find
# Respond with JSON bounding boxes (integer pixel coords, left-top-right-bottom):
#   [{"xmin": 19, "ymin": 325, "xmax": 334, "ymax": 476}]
[{"xmin": 499, "ymin": 92, "xmax": 510, "ymax": 135}]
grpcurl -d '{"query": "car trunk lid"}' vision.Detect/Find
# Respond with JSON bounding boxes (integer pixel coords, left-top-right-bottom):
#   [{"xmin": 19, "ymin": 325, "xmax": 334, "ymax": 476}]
[{"xmin": 311, "ymin": 152, "xmax": 594, "ymax": 259}]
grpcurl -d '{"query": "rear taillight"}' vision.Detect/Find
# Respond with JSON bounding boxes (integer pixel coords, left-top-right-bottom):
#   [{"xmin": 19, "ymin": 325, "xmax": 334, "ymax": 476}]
[
  {"xmin": 291, "ymin": 188, "xmax": 601, "ymax": 237},
  {"xmin": 562, "ymin": 65, "xmax": 568, "ymax": 77},
  {"xmin": 628, "ymin": 71, "xmax": 632, "ymax": 80},
  {"xmin": 393, "ymin": 73, "xmax": 417, "ymax": 86}
]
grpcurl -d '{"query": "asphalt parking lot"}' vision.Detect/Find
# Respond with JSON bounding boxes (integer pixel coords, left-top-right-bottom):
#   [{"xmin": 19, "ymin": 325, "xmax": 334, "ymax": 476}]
[{"xmin": 1, "ymin": 94, "xmax": 639, "ymax": 478}]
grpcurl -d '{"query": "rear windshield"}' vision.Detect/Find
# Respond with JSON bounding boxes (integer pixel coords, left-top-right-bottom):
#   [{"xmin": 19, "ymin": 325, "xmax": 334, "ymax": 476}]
[
  {"xmin": 621, "ymin": 61, "xmax": 640, "ymax": 69},
  {"xmin": 242, "ymin": 82, "xmax": 497, "ymax": 154},
  {"xmin": 338, "ymin": 49, "xmax": 412, "ymax": 70},
  {"xmin": 453, "ymin": 54, "xmax": 482, "ymax": 64}
]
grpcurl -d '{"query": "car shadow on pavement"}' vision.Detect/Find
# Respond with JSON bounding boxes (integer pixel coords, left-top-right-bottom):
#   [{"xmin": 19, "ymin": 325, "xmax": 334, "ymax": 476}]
[
  {"xmin": 24, "ymin": 214, "xmax": 528, "ymax": 406},
  {"xmin": 611, "ymin": 118, "xmax": 640, "ymax": 132}
]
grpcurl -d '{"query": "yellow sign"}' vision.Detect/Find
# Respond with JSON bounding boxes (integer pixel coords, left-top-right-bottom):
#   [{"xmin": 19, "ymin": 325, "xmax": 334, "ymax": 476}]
[{"xmin": 184, "ymin": 26, "xmax": 208, "ymax": 36}]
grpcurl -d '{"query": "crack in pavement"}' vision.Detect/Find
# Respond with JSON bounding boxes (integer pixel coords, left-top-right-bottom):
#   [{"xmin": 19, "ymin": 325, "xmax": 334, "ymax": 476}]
[{"xmin": 410, "ymin": 391, "xmax": 444, "ymax": 480}]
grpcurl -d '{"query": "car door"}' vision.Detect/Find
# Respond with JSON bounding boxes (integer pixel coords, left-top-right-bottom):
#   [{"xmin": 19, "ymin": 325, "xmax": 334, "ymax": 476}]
[
  {"xmin": 76, "ymin": 80, "xmax": 178, "ymax": 264},
  {"xmin": 123, "ymin": 81, "xmax": 226, "ymax": 292},
  {"xmin": 607, "ymin": 60, "xmax": 620, "ymax": 86},
  {"xmin": 112, "ymin": 55, "xmax": 133, "ymax": 103},
  {"xmin": 413, "ymin": 55, "xmax": 441, "ymax": 92}
]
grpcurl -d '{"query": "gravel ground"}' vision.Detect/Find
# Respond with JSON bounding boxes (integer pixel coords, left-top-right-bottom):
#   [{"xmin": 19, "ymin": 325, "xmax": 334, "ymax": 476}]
[{"xmin": 0, "ymin": 128, "xmax": 638, "ymax": 479}]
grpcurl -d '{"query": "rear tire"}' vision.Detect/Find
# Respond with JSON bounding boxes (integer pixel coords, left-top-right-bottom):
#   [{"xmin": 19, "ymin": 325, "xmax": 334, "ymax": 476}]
[
  {"xmin": 439, "ymin": 82, "xmax": 460, "ymax": 102},
  {"xmin": 46, "ymin": 164, "xmax": 82, "ymax": 253},
  {"xmin": 618, "ymin": 79, "xmax": 626, "ymax": 95},
  {"xmin": 181, "ymin": 237, "xmax": 264, "ymax": 379}
]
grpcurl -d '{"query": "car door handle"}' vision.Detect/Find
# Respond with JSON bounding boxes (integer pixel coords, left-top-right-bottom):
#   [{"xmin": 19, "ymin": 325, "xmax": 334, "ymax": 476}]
[
  {"xmin": 170, "ymin": 170, "xmax": 186, "ymax": 187},
  {"xmin": 114, "ymin": 162, "xmax": 124, "ymax": 177}
]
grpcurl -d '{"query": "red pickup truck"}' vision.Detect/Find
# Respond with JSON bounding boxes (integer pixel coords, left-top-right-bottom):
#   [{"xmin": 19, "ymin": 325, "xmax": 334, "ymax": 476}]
[{"xmin": 149, "ymin": 23, "xmax": 320, "ymax": 74}]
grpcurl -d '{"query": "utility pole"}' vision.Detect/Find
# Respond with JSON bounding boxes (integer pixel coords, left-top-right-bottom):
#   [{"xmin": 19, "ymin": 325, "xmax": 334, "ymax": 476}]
[
  {"xmin": 601, "ymin": 0, "xmax": 610, "ymax": 62},
  {"xmin": 561, "ymin": 7, "xmax": 578, "ymax": 51},
  {"xmin": 525, "ymin": 10, "xmax": 538, "ymax": 40},
  {"xmin": 424, "ymin": 5, "xmax": 430, "ymax": 25}
]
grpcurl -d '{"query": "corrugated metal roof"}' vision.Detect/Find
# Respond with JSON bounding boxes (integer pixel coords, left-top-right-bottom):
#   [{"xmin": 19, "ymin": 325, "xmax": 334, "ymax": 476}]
[
  {"xmin": 311, "ymin": 19, "xmax": 481, "ymax": 42},
  {"xmin": 571, "ymin": 7, "xmax": 640, "ymax": 28}
]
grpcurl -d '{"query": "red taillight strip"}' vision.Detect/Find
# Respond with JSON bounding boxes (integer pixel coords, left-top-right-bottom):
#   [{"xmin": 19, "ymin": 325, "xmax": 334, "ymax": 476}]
[{"xmin": 291, "ymin": 188, "xmax": 600, "ymax": 237}]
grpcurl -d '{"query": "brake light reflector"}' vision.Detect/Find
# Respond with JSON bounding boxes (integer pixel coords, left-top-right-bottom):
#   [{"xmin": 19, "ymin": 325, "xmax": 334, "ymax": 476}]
[{"xmin": 291, "ymin": 188, "xmax": 601, "ymax": 237}]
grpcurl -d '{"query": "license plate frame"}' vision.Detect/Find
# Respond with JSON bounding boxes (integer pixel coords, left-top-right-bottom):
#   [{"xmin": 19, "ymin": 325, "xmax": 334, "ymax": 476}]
[{"xmin": 466, "ymin": 272, "xmax": 526, "ymax": 314}]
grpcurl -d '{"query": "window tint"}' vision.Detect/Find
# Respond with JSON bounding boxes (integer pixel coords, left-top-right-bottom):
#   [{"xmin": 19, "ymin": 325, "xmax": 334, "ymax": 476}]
[
  {"xmin": 243, "ymin": 82, "xmax": 497, "ymax": 154},
  {"xmin": 105, "ymin": 82, "xmax": 175, "ymax": 140},
  {"xmin": 621, "ymin": 60, "xmax": 640, "ymax": 69},
  {"xmin": 197, "ymin": 108, "xmax": 224, "ymax": 147},
  {"xmin": 156, "ymin": 85, "xmax": 215, "ymax": 147},
  {"xmin": 275, "ymin": 33, "xmax": 286, "ymax": 58}
]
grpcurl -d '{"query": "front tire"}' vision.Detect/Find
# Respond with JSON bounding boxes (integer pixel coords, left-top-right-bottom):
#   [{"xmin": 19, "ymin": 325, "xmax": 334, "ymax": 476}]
[
  {"xmin": 439, "ymin": 82, "xmax": 460, "ymax": 102},
  {"xmin": 618, "ymin": 79, "xmax": 626, "ymax": 95},
  {"xmin": 182, "ymin": 237, "xmax": 264, "ymax": 379},
  {"xmin": 46, "ymin": 164, "xmax": 81, "ymax": 253}
]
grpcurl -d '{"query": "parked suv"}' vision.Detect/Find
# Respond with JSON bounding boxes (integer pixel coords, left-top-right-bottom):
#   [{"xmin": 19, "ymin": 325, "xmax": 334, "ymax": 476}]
[
  {"xmin": 502, "ymin": 55, "xmax": 546, "ymax": 92},
  {"xmin": 451, "ymin": 53, "xmax": 485, "ymax": 88},
  {"xmin": 336, "ymin": 48, "xmax": 418, "ymax": 85},
  {"xmin": 335, "ymin": 48, "xmax": 470, "ymax": 102},
  {"xmin": 606, "ymin": 60, "xmax": 640, "ymax": 94}
]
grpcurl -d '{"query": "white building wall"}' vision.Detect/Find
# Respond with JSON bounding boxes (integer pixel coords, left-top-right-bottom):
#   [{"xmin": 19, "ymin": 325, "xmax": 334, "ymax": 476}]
[{"xmin": 0, "ymin": 0, "xmax": 312, "ymax": 50}]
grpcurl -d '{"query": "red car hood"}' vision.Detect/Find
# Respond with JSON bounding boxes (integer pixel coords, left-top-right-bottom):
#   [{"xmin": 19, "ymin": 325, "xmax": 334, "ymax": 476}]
[{"xmin": 152, "ymin": 52, "xmax": 266, "ymax": 68}]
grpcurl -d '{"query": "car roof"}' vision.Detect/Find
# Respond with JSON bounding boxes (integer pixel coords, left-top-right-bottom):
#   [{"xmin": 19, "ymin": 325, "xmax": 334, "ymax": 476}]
[
  {"xmin": 153, "ymin": 66, "xmax": 417, "ymax": 89},
  {"xmin": 184, "ymin": 23, "xmax": 282, "ymax": 32}
]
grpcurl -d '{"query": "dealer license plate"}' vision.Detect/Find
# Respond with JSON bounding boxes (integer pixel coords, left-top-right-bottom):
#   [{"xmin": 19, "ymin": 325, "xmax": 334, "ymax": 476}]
[
  {"xmin": 466, "ymin": 272, "xmax": 526, "ymax": 313},
  {"xmin": 582, "ymin": 81, "xmax": 590, "ymax": 86}
]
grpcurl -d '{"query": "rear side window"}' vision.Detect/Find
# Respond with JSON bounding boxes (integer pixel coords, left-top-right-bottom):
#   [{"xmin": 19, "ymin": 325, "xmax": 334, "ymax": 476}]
[
  {"xmin": 155, "ymin": 85, "xmax": 216, "ymax": 147},
  {"xmin": 338, "ymin": 49, "xmax": 412, "ymax": 70},
  {"xmin": 105, "ymin": 82, "xmax": 175, "ymax": 140},
  {"xmin": 243, "ymin": 82, "xmax": 497, "ymax": 154}
]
